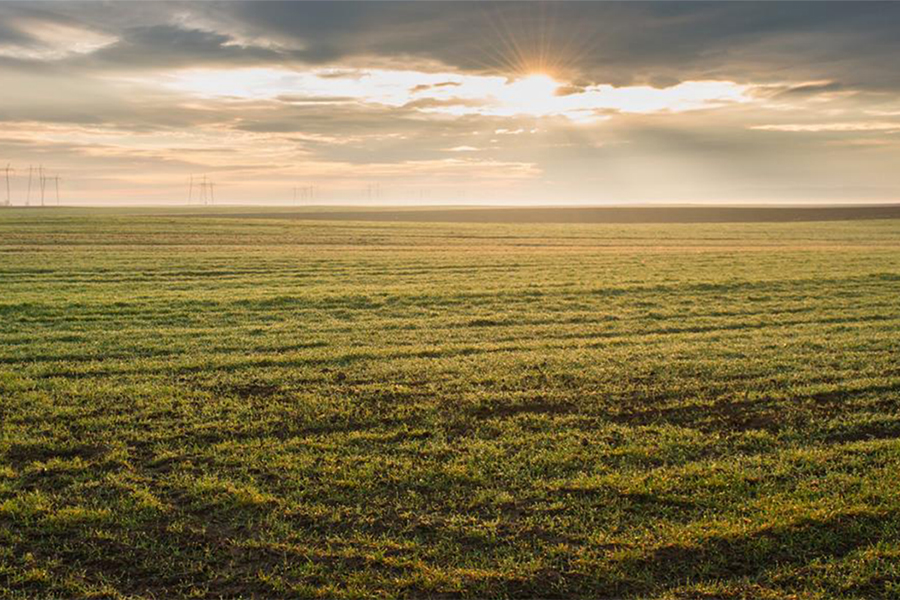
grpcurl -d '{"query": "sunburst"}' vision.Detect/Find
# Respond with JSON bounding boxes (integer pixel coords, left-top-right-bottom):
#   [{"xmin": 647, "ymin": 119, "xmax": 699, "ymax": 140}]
[{"xmin": 470, "ymin": 1, "xmax": 599, "ymax": 80}]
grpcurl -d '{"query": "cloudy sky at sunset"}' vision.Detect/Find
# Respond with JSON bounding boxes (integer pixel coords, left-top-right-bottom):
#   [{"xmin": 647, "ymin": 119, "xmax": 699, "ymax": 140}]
[{"xmin": 2, "ymin": 1, "xmax": 900, "ymax": 205}]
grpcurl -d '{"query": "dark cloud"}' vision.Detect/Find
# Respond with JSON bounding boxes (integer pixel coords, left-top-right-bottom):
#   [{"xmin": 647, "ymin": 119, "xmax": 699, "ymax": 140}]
[
  {"xmin": 81, "ymin": 24, "xmax": 281, "ymax": 69},
  {"xmin": 0, "ymin": 20, "xmax": 35, "ymax": 47},
  {"xmin": 209, "ymin": 1, "xmax": 900, "ymax": 90},
  {"xmin": 779, "ymin": 81, "xmax": 846, "ymax": 96},
  {"xmin": 3, "ymin": 1, "xmax": 899, "ymax": 91}
]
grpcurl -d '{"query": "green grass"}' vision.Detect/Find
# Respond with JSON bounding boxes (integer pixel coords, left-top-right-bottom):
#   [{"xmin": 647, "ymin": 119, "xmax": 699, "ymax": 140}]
[{"xmin": 2, "ymin": 208, "xmax": 900, "ymax": 599}]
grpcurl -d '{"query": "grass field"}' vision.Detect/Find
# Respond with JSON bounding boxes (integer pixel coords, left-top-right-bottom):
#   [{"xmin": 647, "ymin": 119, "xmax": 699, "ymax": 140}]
[{"xmin": 2, "ymin": 208, "xmax": 900, "ymax": 599}]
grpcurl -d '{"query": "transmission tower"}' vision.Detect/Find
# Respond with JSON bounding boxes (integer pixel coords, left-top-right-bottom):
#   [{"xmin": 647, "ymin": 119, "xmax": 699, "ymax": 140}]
[
  {"xmin": 3, "ymin": 164, "xmax": 13, "ymax": 207},
  {"xmin": 366, "ymin": 183, "xmax": 382, "ymax": 202},
  {"xmin": 193, "ymin": 175, "xmax": 215, "ymax": 205},
  {"xmin": 38, "ymin": 166, "xmax": 46, "ymax": 207},
  {"xmin": 293, "ymin": 184, "xmax": 314, "ymax": 205},
  {"xmin": 26, "ymin": 165, "xmax": 32, "ymax": 207}
]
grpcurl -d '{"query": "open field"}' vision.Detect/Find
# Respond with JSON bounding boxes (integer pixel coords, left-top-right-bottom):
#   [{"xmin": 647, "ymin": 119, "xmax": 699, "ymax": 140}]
[
  {"xmin": 190, "ymin": 204, "xmax": 900, "ymax": 224},
  {"xmin": 2, "ymin": 208, "xmax": 900, "ymax": 599}
]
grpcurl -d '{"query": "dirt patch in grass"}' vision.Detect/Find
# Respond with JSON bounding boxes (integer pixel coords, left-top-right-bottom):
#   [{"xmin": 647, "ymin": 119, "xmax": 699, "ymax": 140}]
[
  {"xmin": 474, "ymin": 399, "xmax": 576, "ymax": 419},
  {"xmin": 610, "ymin": 397, "xmax": 784, "ymax": 433},
  {"xmin": 824, "ymin": 419, "xmax": 900, "ymax": 444},
  {"xmin": 4, "ymin": 441, "xmax": 108, "ymax": 467}
]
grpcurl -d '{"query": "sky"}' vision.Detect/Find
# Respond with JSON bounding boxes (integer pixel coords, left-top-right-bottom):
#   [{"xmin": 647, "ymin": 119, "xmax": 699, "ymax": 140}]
[{"xmin": 1, "ymin": 1, "xmax": 900, "ymax": 206}]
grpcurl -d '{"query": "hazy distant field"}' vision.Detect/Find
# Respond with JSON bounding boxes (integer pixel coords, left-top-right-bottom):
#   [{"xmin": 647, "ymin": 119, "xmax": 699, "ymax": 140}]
[
  {"xmin": 2, "ymin": 208, "xmax": 900, "ymax": 599},
  {"xmin": 198, "ymin": 204, "xmax": 900, "ymax": 224}
]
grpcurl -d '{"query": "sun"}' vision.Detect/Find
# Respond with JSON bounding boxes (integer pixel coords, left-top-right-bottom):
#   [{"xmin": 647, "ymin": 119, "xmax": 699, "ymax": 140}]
[
  {"xmin": 509, "ymin": 73, "xmax": 560, "ymax": 96},
  {"xmin": 473, "ymin": 1, "xmax": 597, "ymax": 82},
  {"xmin": 491, "ymin": 73, "xmax": 563, "ymax": 117}
]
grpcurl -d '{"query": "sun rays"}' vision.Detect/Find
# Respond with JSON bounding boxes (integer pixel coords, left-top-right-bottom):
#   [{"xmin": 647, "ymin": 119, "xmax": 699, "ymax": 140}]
[{"xmin": 473, "ymin": 1, "xmax": 599, "ymax": 80}]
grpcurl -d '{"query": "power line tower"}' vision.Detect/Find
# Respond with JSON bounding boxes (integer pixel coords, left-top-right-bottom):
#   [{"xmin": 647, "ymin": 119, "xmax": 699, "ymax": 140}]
[
  {"xmin": 26, "ymin": 165, "xmax": 33, "ymax": 207},
  {"xmin": 3, "ymin": 163, "xmax": 13, "ymax": 207},
  {"xmin": 366, "ymin": 183, "xmax": 382, "ymax": 202},
  {"xmin": 199, "ymin": 175, "xmax": 208, "ymax": 205},
  {"xmin": 188, "ymin": 175, "xmax": 194, "ymax": 205},
  {"xmin": 53, "ymin": 175, "xmax": 61, "ymax": 205},
  {"xmin": 38, "ymin": 165, "xmax": 46, "ymax": 207},
  {"xmin": 194, "ymin": 175, "xmax": 215, "ymax": 205},
  {"xmin": 295, "ymin": 185, "xmax": 314, "ymax": 205}
]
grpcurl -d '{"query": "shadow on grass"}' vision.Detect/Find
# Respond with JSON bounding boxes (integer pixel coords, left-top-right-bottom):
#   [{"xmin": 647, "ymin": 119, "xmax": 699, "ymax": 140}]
[{"xmin": 618, "ymin": 508, "xmax": 897, "ymax": 596}]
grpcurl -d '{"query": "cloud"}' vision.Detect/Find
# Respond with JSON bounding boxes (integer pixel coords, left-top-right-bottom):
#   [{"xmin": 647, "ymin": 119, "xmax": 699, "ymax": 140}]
[
  {"xmin": 1, "ymin": 1, "xmax": 900, "ymax": 204},
  {"xmin": 202, "ymin": 1, "xmax": 900, "ymax": 91},
  {"xmin": 0, "ymin": 5, "xmax": 117, "ymax": 62},
  {"xmin": 3, "ymin": 1, "xmax": 899, "ymax": 92},
  {"xmin": 81, "ymin": 24, "xmax": 281, "ymax": 70},
  {"xmin": 778, "ymin": 81, "xmax": 845, "ymax": 96},
  {"xmin": 411, "ymin": 81, "xmax": 460, "ymax": 93},
  {"xmin": 751, "ymin": 122, "xmax": 900, "ymax": 133},
  {"xmin": 402, "ymin": 97, "xmax": 487, "ymax": 110}
]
